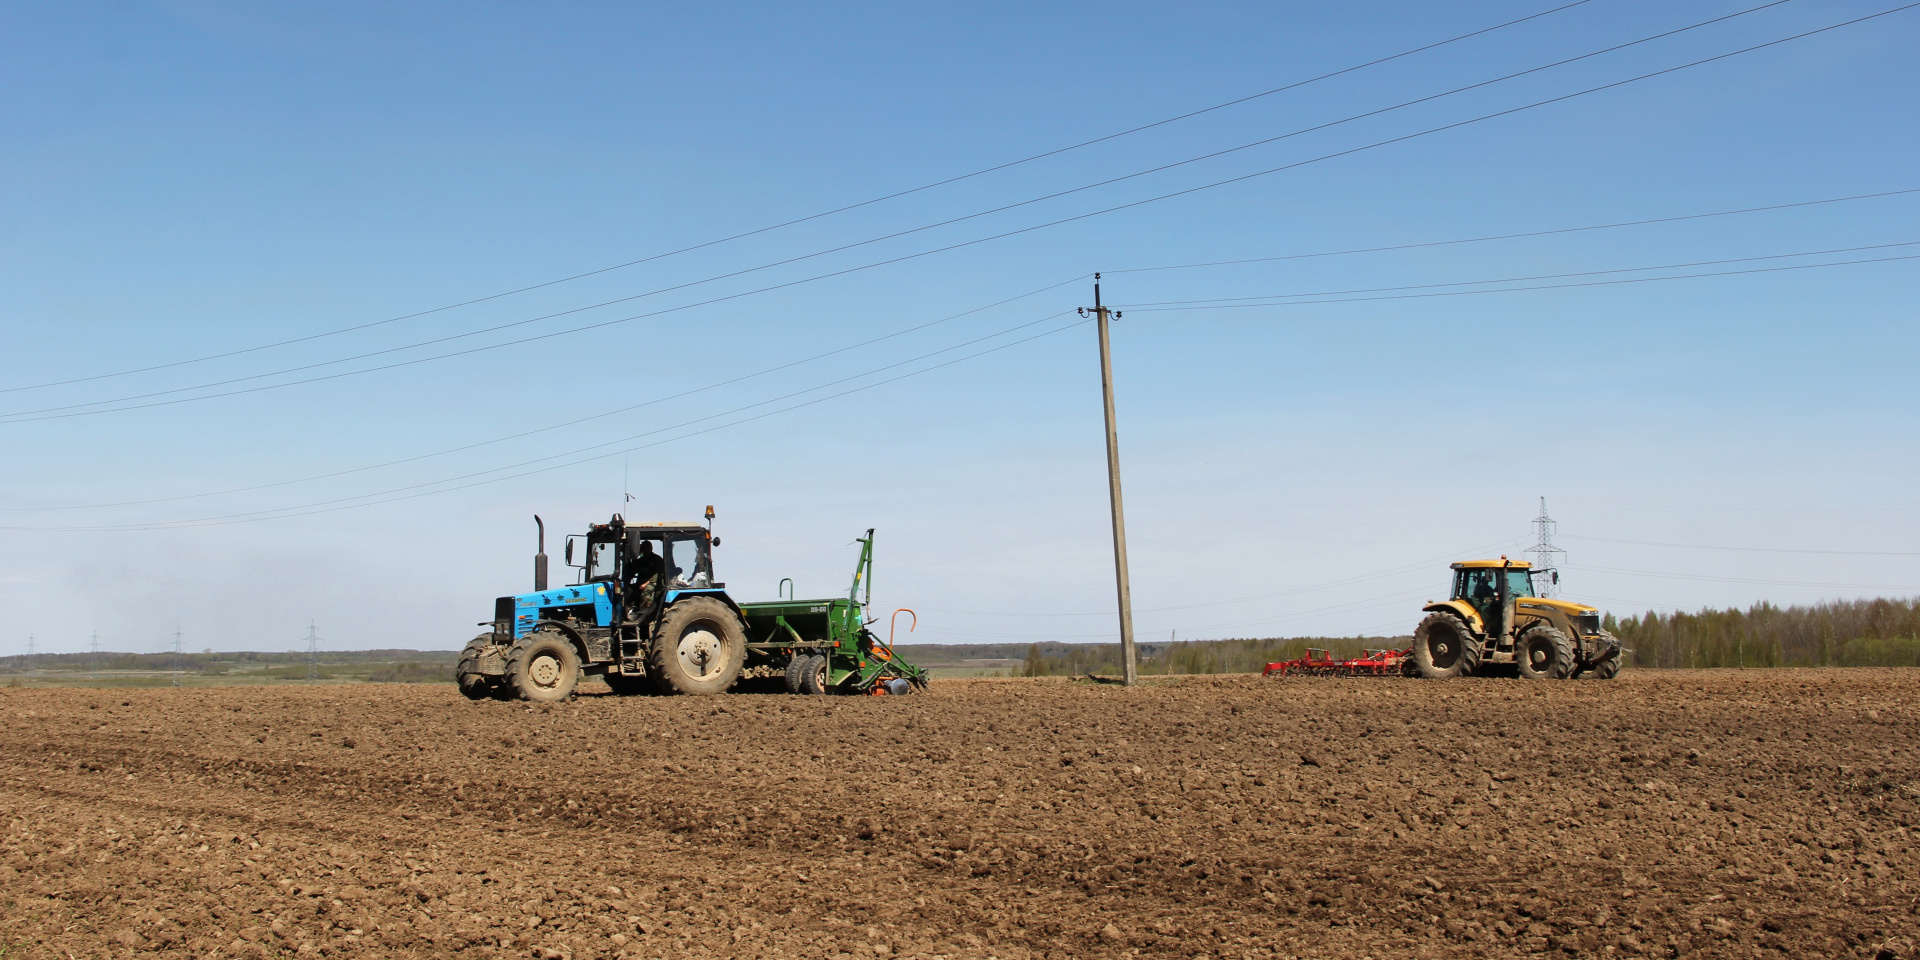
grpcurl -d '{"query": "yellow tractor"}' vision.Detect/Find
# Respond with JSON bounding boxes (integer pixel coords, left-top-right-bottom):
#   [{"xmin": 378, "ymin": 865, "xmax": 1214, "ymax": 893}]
[{"xmin": 1412, "ymin": 558, "xmax": 1621, "ymax": 679}]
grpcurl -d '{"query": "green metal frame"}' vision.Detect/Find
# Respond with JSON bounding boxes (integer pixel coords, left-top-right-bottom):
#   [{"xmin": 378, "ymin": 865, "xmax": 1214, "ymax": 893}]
[{"xmin": 737, "ymin": 529, "xmax": 927, "ymax": 692}]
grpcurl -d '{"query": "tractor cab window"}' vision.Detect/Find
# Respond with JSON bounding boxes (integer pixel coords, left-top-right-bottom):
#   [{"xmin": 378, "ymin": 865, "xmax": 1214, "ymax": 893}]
[
  {"xmin": 587, "ymin": 541, "xmax": 620, "ymax": 582},
  {"xmin": 662, "ymin": 536, "xmax": 712, "ymax": 588},
  {"xmin": 1506, "ymin": 569, "xmax": 1535, "ymax": 598},
  {"xmin": 1453, "ymin": 568, "xmax": 1535, "ymax": 607},
  {"xmin": 1455, "ymin": 569, "xmax": 1500, "ymax": 605}
]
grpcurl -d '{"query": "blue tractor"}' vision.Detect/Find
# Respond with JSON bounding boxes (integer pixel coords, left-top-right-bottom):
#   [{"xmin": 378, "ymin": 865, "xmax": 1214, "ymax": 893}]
[{"xmin": 457, "ymin": 508, "xmax": 927, "ymax": 700}]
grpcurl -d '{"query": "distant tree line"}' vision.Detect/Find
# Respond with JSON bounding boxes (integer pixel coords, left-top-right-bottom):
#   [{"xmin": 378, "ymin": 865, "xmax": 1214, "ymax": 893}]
[
  {"xmin": 0, "ymin": 649, "xmax": 458, "ymax": 674},
  {"xmin": 1609, "ymin": 597, "xmax": 1920, "ymax": 668}
]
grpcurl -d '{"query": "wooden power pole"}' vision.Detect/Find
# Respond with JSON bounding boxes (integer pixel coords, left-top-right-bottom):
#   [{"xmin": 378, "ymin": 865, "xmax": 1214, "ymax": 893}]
[{"xmin": 1082, "ymin": 274, "xmax": 1138, "ymax": 685}]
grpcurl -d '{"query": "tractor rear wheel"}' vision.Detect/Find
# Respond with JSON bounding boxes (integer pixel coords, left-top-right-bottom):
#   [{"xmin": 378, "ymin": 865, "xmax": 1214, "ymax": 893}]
[
  {"xmin": 646, "ymin": 597, "xmax": 746, "ymax": 695},
  {"xmin": 456, "ymin": 634, "xmax": 499, "ymax": 700},
  {"xmin": 1516, "ymin": 626, "xmax": 1575, "ymax": 680},
  {"xmin": 505, "ymin": 625, "xmax": 582, "ymax": 702},
  {"xmin": 1413, "ymin": 612, "xmax": 1481, "ymax": 679},
  {"xmin": 797, "ymin": 654, "xmax": 831, "ymax": 695}
]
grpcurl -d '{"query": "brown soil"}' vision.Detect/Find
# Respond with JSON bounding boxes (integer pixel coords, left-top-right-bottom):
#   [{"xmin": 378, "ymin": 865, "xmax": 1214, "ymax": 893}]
[{"xmin": 1, "ymin": 669, "xmax": 1915, "ymax": 959}]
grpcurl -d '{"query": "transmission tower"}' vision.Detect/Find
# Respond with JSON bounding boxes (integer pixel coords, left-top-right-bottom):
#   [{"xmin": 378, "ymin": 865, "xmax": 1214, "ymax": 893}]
[
  {"xmin": 304, "ymin": 621, "xmax": 323, "ymax": 683},
  {"xmin": 1526, "ymin": 497, "xmax": 1566, "ymax": 597},
  {"xmin": 172, "ymin": 627, "xmax": 184, "ymax": 688}
]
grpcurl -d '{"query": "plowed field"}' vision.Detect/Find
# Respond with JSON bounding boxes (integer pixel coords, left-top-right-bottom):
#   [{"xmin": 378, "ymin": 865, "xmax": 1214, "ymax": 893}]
[{"xmin": 1, "ymin": 670, "xmax": 1916, "ymax": 959}]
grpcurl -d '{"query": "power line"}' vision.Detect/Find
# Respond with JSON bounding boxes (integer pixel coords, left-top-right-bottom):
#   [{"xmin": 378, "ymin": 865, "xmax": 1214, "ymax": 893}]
[
  {"xmin": 4, "ymin": 315, "xmax": 1093, "ymax": 532},
  {"xmin": 1, "ymin": 0, "xmax": 1839, "ymax": 423},
  {"xmin": 1107, "ymin": 187, "xmax": 1920, "ymax": 275},
  {"xmin": 1114, "ymin": 251, "xmax": 1920, "ymax": 312},
  {"xmin": 2, "ymin": 276, "xmax": 1083, "ymax": 512},
  {"xmin": 0, "ymin": 0, "xmax": 1597, "ymax": 398},
  {"xmin": 1575, "ymin": 564, "xmax": 1920, "ymax": 591},
  {"xmin": 1563, "ymin": 534, "xmax": 1920, "ymax": 556},
  {"xmin": 1116, "ymin": 239, "xmax": 1920, "ymax": 307},
  {"xmin": 94, "ymin": 311, "xmax": 1076, "ymax": 526}
]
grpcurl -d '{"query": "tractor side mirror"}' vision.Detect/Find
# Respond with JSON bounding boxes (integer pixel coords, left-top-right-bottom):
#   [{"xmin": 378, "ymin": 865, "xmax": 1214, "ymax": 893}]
[
  {"xmin": 564, "ymin": 537, "xmax": 576, "ymax": 566},
  {"xmin": 1551, "ymin": 571, "xmax": 1560, "ymax": 585},
  {"xmin": 711, "ymin": 536, "xmax": 721, "ymax": 547}
]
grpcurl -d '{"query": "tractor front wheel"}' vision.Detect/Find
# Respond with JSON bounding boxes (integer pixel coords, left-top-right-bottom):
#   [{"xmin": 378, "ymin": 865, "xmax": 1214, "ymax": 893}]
[
  {"xmin": 505, "ymin": 626, "xmax": 582, "ymax": 702},
  {"xmin": 456, "ymin": 633, "xmax": 500, "ymax": 700},
  {"xmin": 1413, "ymin": 612, "xmax": 1481, "ymax": 679},
  {"xmin": 1516, "ymin": 626, "xmax": 1575, "ymax": 680},
  {"xmin": 647, "ymin": 597, "xmax": 746, "ymax": 695}
]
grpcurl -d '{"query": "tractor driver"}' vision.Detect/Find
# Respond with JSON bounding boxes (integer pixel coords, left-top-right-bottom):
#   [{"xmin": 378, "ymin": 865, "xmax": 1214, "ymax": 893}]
[
  {"xmin": 624, "ymin": 539, "xmax": 666, "ymax": 616},
  {"xmin": 1470, "ymin": 571, "xmax": 1498, "ymax": 606}
]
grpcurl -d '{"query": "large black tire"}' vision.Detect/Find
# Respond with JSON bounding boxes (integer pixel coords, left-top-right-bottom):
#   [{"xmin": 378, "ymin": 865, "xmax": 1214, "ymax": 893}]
[
  {"xmin": 1516, "ymin": 625, "xmax": 1575, "ymax": 680},
  {"xmin": 797, "ymin": 654, "xmax": 831, "ymax": 695},
  {"xmin": 504, "ymin": 625, "xmax": 582, "ymax": 702},
  {"xmin": 1590, "ymin": 657, "xmax": 1622, "ymax": 680},
  {"xmin": 456, "ymin": 634, "xmax": 500, "ymax": 700},
  {"xmin": 784, "ymin": 653, "xmax": 810, "ymax": 694},
  {"xmin": 1413, "ymin": 612, "xmax": 1481, "ymax": 679},
  {"xmin": 646, "ymin": 597, "xmax": 746, "ymax": 695}
]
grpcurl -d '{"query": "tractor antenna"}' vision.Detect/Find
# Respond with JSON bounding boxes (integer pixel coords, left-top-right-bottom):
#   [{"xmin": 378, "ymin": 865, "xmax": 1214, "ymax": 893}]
[
  {"xmin": 1526, "ymin": 497, "xmax": 1566, "ymax": 596},
  {"xmin": 623, "ymin": 459, "xmax": 634, "ymax": 503}
]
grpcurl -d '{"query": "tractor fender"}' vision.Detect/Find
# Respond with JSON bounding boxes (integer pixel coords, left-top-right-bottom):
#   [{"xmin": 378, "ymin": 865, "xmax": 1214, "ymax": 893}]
[
  {"xmin": 1422, "ymin": 600, "xmax": 1485, "ymax": 635},
  {"xmin": 663, "ymin": 589, "xmax": 744, "ymax": 619}
]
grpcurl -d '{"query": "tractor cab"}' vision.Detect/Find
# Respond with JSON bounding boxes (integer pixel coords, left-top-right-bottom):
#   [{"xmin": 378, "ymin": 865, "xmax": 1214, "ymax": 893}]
[
  {"xmin": 569, "ymin": 516, "xmax": 723, "ymax": 622},
  {"xmin": 1451, "ymin": 561, "xmax": 1535, "ymax": 621},
  {"xmin": 574, "ymin": 520, "xmax": 718, "ymax": 589}
]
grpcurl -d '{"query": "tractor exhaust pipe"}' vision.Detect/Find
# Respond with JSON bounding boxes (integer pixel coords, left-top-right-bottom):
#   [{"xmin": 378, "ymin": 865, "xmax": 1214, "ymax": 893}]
[{"xmin": 534, "ymin": 515, "xmax": 549, "ymax": 592}]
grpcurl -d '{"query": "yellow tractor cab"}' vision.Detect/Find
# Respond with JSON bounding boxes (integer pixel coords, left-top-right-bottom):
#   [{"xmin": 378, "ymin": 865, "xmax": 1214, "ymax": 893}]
[{"xmin": 1412, "ymin": 558, "xmax": 1621, "ymax": 679}]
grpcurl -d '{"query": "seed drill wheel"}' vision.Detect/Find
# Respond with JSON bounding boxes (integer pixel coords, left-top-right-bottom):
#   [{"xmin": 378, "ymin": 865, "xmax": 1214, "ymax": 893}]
[
  {"xmin": 797, "ymin": 654, "xmax": 831, "ymax": 695},
  {"xmin": 456, "ymin": 633, "xmax": 500, "ymax": 700},
  {"xmin": 783, "ymin": 653, "xmax": 811, "ymax": 694},
  {"xmin": 505, "ymin": 625, "xmax": 582, "ymax": 702},
  {"xmin": 646, "ymin": 597, "xmax": 746, "ymax": 695},
  {"xmin": 1413, "ymin": 612, "xmax": 1481, "ymax": 679},
  {"xmin": 1590, "ymin": 657, "xmax": 1622, "ymax": 680},
  {"xmin": 1516, "ymin": 626, "xmax": 1575, "ymax": 680}
]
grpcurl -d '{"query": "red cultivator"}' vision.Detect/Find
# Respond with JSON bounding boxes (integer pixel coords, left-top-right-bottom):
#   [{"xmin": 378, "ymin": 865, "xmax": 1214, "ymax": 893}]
[{"xmin": 1263, "ymin": 647, "xmax": 1414, "ymax": 677}]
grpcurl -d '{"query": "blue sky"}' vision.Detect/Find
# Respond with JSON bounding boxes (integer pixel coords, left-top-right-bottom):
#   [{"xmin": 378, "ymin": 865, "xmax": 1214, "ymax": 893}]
[{"xmin": 2, "ymin": 0, "xmax": 1917, "ymax": 655}]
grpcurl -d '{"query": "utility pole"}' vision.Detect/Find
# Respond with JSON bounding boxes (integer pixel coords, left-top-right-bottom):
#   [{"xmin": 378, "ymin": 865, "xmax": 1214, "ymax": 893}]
[
  {"xmin": 89, "ymin": 631, "xmax": 100, "ymax": 682},
  {"xmin": 1080, "ymin": 274, "xmax": 1138, "ymax": 686},
  {"xmin": 305, "ymin": 621, "xmax": 322, "ymax": 683},
  {"xmin": 24, "ymin": 635, "xmax": 33, "ymax": 680},
  {"xmin": 172, "ymin": 627, "xmax": 184, "ymax": 688}
]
